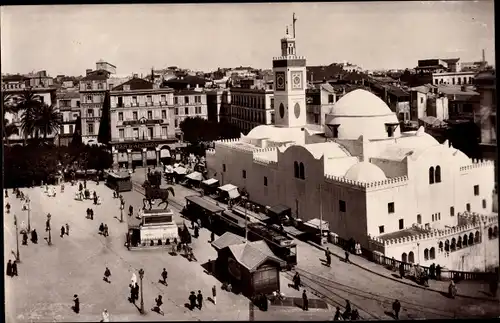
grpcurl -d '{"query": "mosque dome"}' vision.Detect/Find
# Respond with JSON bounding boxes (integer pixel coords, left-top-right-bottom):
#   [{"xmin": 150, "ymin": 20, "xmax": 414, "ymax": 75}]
[
  {"xmin": 344, "ymin": 162, "xmax": 387, "ymax": 182},
  {"xmin": 332, "ymin": 89, "xmax": 394, "ymax": 117}
]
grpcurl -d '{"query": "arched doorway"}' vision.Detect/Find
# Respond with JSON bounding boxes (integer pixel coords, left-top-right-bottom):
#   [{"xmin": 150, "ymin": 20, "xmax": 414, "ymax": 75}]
[
  {"xmin": 408, "ymin": 251, "xmax": 415, "ymax": 263},
  {"xmin": 468, "ymin": 233, "xmax": 474, "ymax": 245},
  {"xmin": 159, "ymin": 144, "xmax": 172, "ymax": 166},
  {"xmin": 117, "ymin": 150, "xmax": 128, "ymax": 169},
  {"xmin": 401, "ymin": 253, "xmax": 407, "ymax": 263},
  {"xmin": 457, "ymin": 236, "xmax": 462, "ymax": 249},
  {"xmin": 438, "ymin": 241, "xmax": 443, "ymax": 251},
  {"xmin": 429, "ymin": 247, "xmax": 435, "ymax": 260},
  {"xmin": 463, "ymin": 234, "xmax": 468, "ymax": 247},
  {"xmin": 130, "ymin": 148, "xmax": 143, "ymax": 169},
  {"xmin": 451, "ymin": 238, "xmax": 456, "ymax": 251}
]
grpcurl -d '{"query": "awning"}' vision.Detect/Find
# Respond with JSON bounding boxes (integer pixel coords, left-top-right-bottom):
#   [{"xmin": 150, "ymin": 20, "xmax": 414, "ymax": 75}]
[
  {"xmin": 228, "ymin": 189, "xmax": 240, "ymax": 199},
  {"xmin": 268, "ymin": 204, "xmax": 291, "ymax": 217},
  {"xmin": 160, "ymin": 149, "xmax": 171, "ymax": 158},
  {"xmin": 174, "ymin": 166, "xmax": 187, "ymax": 175},
  {"xmin": 186, "ymin": 171, "xmax": 203, "ymax": 181},
  {"xmin": 304, "ymin": 218, "xmax": 330, "ymax": 231},
  {"xmin": 165, "ymin": 165, "xmax": 174, "ymax": 173},
  {"xmin": 219, "ymin": 184, "xmax": 238, "ymax": 192},
  {"xmin": 202, "ymin": 178, "xmax": 219, "ymax": 186}
]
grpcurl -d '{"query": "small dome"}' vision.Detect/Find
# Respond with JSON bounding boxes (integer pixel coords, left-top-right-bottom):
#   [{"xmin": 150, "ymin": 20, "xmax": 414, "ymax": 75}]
[
  {"xmin": 344, "ymin": 162, "xmax": 387, "ymax": 182},
  {"xmin": 332, "ymin": 89, "xmax": 393, "ymax": 117}
]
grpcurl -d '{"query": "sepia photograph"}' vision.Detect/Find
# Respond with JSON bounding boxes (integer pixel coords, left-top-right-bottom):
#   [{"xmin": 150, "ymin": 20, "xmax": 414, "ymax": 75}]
[{"xmin": 1, "ymin": 1, "xmax": 498, "ymax": 321}]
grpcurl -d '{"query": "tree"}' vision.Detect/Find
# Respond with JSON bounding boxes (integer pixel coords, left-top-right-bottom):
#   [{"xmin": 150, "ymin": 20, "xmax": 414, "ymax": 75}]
[
  {"xmin": 180, "ymin": 116, "xmax": 209, "ymax": 144},
  {"xmin": 38, "ymin": 104, "xmax": 62, "ymax": 140},
  {"xmin": 97, "ymin": 92, "xmax": 111, "ymax": 145},
  {"xmin": 17, "ymin": 90, "xmax": 43, "ymax": 144}
]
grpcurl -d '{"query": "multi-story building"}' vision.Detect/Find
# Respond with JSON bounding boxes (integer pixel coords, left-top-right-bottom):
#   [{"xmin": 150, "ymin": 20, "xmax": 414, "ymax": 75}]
[
  {"xmin": 79, "ymin": 69, "xmax": 110, "ymax": 144},
  {"xmin": 409, "ymin": 85, "xmax": 449, "ymax": 123},
  {"xmin": 305, "ymin": 82, "xmax": 337, "ymax": 126},
  {"xmin": 206, "ymin": 89, "xmax": 227, "ymax": 123},
  {"xmin": 206, "ymin": 21, "xmax": 497, "ymax": 272},
  {"xmin": 26, "ymin": 70, "xmax": 54, "ymax": 88},
  {"xmin": 414, "ymin": 58, "xmax": 476, "ymax": 86},
  {"xmin": 173, "ymin": 90, "xmax": 207, "ymax": 136},
  {"xmin": 95, "ymin": 60, "xmax": 117, "ymax": 75},
  {"xmin": 56, "ymin": 91, "xmax": 81, "ymax": 146},
  {"xmin": 109, "ymin": 77, "xmax": 177, "ymax": 169}
]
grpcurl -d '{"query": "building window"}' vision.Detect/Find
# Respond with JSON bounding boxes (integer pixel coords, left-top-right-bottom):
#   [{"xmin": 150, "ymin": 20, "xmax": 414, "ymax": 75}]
[
  {"xmin": 86, "ymin": 84, "xmax": 91, "ymax": 90},
  {"xmin": 474, "ymin": 185, "xmax": 479, "ymax": 196},
  {"xmin": 294, "ymin": 161, "xmax": 299, "ymax": 178},
  {"xmin": 264, "ymin": 176, "xmax": 268, "ymax": 186},
  {"xmin": 435, "ymin": 166, "xmax": 441, "ymax": 183},
  {"xmin": 388, "ymin": 202, "xmax": 395, "ymax": 214},
  {"xmin": 69, "ymin": 125, "xmax": 74, "ymax": 134},
  {"xmin": 242, "ymin": 170, "xmax": 246, "ymax": 179},
  {"xmin": 195, "ymin": 96, "xmax": 201, "ymax": 103},
  {"xmin": 98, "ymin": 83, "xmax": 103, "ymax": 90},
  {"xmin": 161, "ymin": 95, "xmax": 166, "ymax": 103},
  {"xmin": 420, "ymin": 97, "xmax": 423, "ymax": 104},
  {"xmin": 417, "ymin": 214, "xmax": 422, "ymax": 224},
  {"xmin": 223, "ymin": 164, "xmax": 226, "ymax": 172},
  {"xmin": 328, "ymin": 94, "xmax": 334, "ymax": 104},
  {"xmin": 482, "ymin": 199, "xmax": 487, "ymax": 209},
  {"xmin": 118, "ymin": 97, "xmax": 123, "ymax": 107},
  {"xmin": 299, "ymin": 162, "xmax": 305, "ymax": 179},
  {"xmin": 60, "ymin": 125, "xmax": 64, "ymax": 135},
  {"xmin": 466, "ymin": 203, "xmax": 471, "ymax": 212},
  {"xmin": 147, "ymin": 111, "xmax": 153, "ymax": 119},
  {"xmin": 429, "ymin": 167, "xmax": 435, "ymax": 184},
  {"xmin": 132, "ymin": 96, "xmax": 137, "ymax": 106},
  {"xmin": 184, "ymin": 96, "xmax": 189, "ymax": 104},
  {"xmin": 87, "ymin": 123, "xmax": 94, "ymax": 134},
  {"xmin": 133, "ymin": 112, "xmax": 138, "ymax": 120},
  {"xmin": 450, "ymin": 207, "xmax": 455, "ymax": 216},
  {"xmin": 175, "ymin": 108, "xmax": 179, "ymax": 115},
  {"xmin": 174, "ymin": 97, "xmax": 178, "ymax": 105},
  {"xmin": 185, "ymin": 107, "xmax": 189, "ymax": 115},
  {"xmin": 148, "ymin": 127, "xmax": 153, "ymax": 138},
  {"xmin": 339, "ymin": 200, "xmax": 346, "ymax": 212},
  {"xmin": 87, "ymin": 109, "xmax": 94, "ymax": 118},
  {"xmin": 314, "ymin": 114, "xmax": 319, "ymax": 124},
  {"xmin": 174, "ymin": 119, "xmax": 178, "ymax": 128},
  {"xmin": 147, "ymin": 96, "xmax": 152, "ymax": 105},
  {"xmin": 133, "ymin": 128, "xmax": 139, "ymax": 139},
  {"xmin": 160, "ymin": 127, "xmax": 167, "ymax": 137},
  {"xmin": 86, "ymin": 95, "xmax": 92, "ymax": 102},
  {"xmin": 379, "ymin": 226, "xmax": 385, "ymax": 234},
  {"xmin": 118, "ymin": 112, "xmax": 123, "ymax": 121},
  {"xmin": 399, "ymin": 219, "xmax": 404, "ymax": 230},
  {"xmin": 162, "ymin": 110, "xmax": 167, "ymax": 119},
  {"xmin": 119, "ymin": 129, "xmax": 124, "ymax": 138}
]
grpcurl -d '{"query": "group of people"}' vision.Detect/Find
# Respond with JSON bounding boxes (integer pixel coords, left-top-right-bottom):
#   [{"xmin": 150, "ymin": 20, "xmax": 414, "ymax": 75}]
[
  {"xmin": 332, "ymin": 300, "xmax": 360, "ymax": 320},
  {"xmin": 99, "ymin": 223, "xmax": 110, "ymax": 237},
  {"xmin": 6, "ymin": 259, "xmax": 18, "ymax": 278},
  {"xmin": 187, "ymin": 290, "xmax": 204, "ymax": 311}
]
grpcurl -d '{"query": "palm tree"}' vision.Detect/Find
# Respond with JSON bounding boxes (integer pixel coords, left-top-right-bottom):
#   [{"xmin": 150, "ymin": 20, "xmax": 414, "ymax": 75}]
[
  {"xmin": 15, "ymin": 89, "xmax": 43, "ymax": 145},
  {"xmin": 38, "ymin": 103, "xmax": 62, "ymax": 141}
]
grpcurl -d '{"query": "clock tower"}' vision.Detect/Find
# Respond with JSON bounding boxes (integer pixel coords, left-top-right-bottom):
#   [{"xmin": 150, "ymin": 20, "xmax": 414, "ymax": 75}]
[{"xmin": 273, "ymin": 17, "xmax": 307, "ymax": 128}]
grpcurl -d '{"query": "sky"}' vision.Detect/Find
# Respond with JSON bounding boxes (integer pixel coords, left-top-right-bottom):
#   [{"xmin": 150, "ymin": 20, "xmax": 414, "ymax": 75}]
[{"xmin": 1, "ymin": 1, "xmax": 495, "ymax": 77}]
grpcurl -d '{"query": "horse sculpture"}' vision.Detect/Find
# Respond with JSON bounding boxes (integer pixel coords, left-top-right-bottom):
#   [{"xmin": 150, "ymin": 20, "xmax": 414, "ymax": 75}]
[{"xmin": 142, "ymin": 180, "xmax": 175, "ymax": 210}]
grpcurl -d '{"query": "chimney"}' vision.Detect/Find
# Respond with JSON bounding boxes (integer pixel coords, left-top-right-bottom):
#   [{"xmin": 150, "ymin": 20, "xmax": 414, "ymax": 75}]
[
  {"xmin": 86, "ymin": 69, "xmax": 92, "ymax": 76},
  {"xmin": 482, "ymin": 49, "xmax": 486, "ymax": 64}
]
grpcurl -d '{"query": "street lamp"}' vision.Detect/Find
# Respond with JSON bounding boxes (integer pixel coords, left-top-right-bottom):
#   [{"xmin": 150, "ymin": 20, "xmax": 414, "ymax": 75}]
[
  {"xmin": 46, "ymin": 213, "xmax": 52, "ymax": 246},
  {"xmin": 138, "ymin": 268, "xmax": 145, "ymax": 314},
  {"xmin": 26, "ymin": 197, "xmax": 31, "ymax": 232},
  {"xmin": 120, "ymin": 203, "xmax": 124, "ymax": 223},
  {"xmin": 14, "ymin": 214, "xmax": 20, "ymax": 262}
]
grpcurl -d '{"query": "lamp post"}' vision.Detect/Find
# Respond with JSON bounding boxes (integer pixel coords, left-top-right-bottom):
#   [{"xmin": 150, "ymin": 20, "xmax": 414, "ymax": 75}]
[
  {"xmin": 138, "ymin": 268, "xmax": 145, "ymax": 314},
  {"xmin": 14, "ymin": 214, "xmax": 20, "ymax": 262},
  {"xmin": 120, "ymin": 203, "xmax": 124, "ymax": 223},
  {"xmin": 26, "ymin": 197, "xmax": 31, "ymax": 232},
  {"xmin": 46, "ymin": 213, "xmax": 52, "ymax": 245}
]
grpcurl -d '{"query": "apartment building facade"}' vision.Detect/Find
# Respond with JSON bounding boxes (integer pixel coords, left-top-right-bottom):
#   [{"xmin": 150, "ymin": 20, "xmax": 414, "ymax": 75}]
[
  {"xmin": 57, "ymin": 91, "xmax": 81, "ymax": 146},
  {"xmin": 173, "ymin": 90, "xmax": 208, "ymax": 136},
  {"xmin": 109, "ymin": 77, "xmax": 177, "ymax": 169}
]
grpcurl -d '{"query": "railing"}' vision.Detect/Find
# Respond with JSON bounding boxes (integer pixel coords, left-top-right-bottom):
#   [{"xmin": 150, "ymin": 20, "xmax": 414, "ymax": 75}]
[{"xmin": 331, "ymin": 235, "xmax": 497, "ymax": 282}]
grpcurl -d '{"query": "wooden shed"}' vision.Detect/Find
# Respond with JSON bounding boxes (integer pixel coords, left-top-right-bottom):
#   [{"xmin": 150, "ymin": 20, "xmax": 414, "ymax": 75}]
[{"xmin": 212, "ymin": 232, "xmax": 285, "ymax": 297}]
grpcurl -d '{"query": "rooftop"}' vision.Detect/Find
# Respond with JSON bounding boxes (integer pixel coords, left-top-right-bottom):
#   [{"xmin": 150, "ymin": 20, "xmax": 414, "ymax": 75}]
[
  {"xmin": 378, "ymin": 226, "xmax": 430, "ymax": 241},
  {"xmin": 112, "ymin": 77, "xmax": 155, "ymax": 91}
]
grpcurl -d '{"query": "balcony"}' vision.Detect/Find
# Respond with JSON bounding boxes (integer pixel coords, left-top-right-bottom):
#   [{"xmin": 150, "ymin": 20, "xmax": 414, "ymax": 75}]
[{"xmin": 113, "ymin": 135, "xmax": 175, "ymax": 143}]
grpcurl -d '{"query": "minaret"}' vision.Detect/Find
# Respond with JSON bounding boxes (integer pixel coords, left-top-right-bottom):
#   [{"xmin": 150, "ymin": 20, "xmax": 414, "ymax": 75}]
[{"xmin": 272, "ymin": 15, "xmax": 307, "ymax": 128}]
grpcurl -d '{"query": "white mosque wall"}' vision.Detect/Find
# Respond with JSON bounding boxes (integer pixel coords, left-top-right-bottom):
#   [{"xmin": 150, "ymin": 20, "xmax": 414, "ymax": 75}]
[{"xmin": 370, "ymin": 157, "xmax": 408, "ymax": 178}]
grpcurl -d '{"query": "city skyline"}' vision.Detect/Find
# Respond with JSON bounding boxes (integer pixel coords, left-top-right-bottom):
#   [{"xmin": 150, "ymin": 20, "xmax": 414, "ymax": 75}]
[{"xmin": 1, "ymin": 1, "xmax": 495, "ymax": 77}]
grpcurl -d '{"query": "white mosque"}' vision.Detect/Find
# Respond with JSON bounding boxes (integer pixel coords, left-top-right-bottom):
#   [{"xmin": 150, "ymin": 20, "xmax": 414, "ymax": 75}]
[{"xmin": 206, "ymin": 25, "xmax": 498, "ymax": 271}]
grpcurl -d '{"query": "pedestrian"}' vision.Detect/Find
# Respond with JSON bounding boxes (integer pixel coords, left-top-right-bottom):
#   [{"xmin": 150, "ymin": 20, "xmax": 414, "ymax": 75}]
[
  {"xmin": 128, "ymin": 284, "xmax": 135, "ymax": 304},
  {"xmin": 436, "ymin": 264, "xmax": 442, "ymax": 281},
  {"xmin": 294, "ymin": 272, "xmax": 301, "ymax": 290},
  {"xmin": 194, "ymin": 225, "xmax": 199, "ymax": 238},
  {"xmin": 153, "ymin": 295, "xmax": 164, "ymax": 315},
  {"xmin": 211, "ymin": 231, "xmax": 215, "ymax": 242},
  {"xmin": 326, "ymin": 252, "xmax": 332, "ymax": 267},
  {"xmin": 344, "ymin": 250, "xmax": 350, "ymax": 263},
  {"xmin": 94, "ymin": 195, "xmax": 98, "ymax": 205},
  {"xmin": 6, "ymin": 260, "xmax": 13, "ymax": 277},
  {"xmin": 189, "ymin": 291, "xmax": 197, "ymax": 310},
  {"xmin": 90, "ymin": 209, "xmax": 94, "ymax": 220},
  {"xmin": 11, "ymin": 260, "xmax": 18, "ymax": 277},
  {"xmin": 103, "ymin": 267, "xmax": 111, "ymax": 283},
  {"xmin": 65, "ymin": 223, "xmax": 70, "ymax": 236},
  {"xmin": 197, "ymin": 290, "xmax": 203, "ymax": 310},
  {"xmin": 101, "ymin": 309, "xmax": 110, "ymax": 322},
  {"xmin": 133, "ymin": 283, "xmax": 139, "ymax": 301},
  {"xmin": 22, "ymin": 231, "xmax": 28, "ymax": 245},
  {"xmin": 302, "ymin": 290, "xmax": 308, "ymax": 311},
  {"xmin": 99, "ymin": 223, "xmax": 104, "ymax": 234},
  {"xmin": 161, "ymin": 268, "xmax": 168, "ymax": 285},
  {"xmin": 212, "ymin": 285, "xmax": 217, "ymax": 305},
  {"xmin": 31, "ymin": 229, "xmax": 38, "ymax": 244},
  {"xmin": 343, "ymin": 300, "xmax": 351, "ymax": 319},
  {"xmin": 129, "ymin": 205, "xmax": 133, "ymax": 217},
  {"xmin": 131, "ymin": 272, "xmax": 137, "ymax": 286},
  {"xmin": 325, "ymin": 247, "xmax": 330, "ymax": 259},
  {"xmin": 429, "ymin": 263, "xmax": 435, "ymax": 279},
  {"xmin": 104, "ymin": 224, "xmax": 109, "ymax": 237},
  {"xmin": 60, "ymin": 226, "xmax": 65, "ymax": 238},
  {"xmin": 392, "ymin": 299, "xmax": 401, "ymax": 320},
  {"xmin": 399, "ymin": 262, "xmax": 405, "ymax": 279},
  {"xmin": 79, "ymin": 183, "xmax": 83, "ymax": 191},
  {"xmin": 333, "ymin": 306, "xmax": 342, "ymax": 320},
  {"xmin": 84, "ymin": 180, "xmax": 87, "ymax": 189},
  {"xmin": 73, "ymin": 294, "xmax": 80, "ymax": 313},
  {"xmin": 351, "ymin": 309, "xmax": 359, "ymax": 320}
]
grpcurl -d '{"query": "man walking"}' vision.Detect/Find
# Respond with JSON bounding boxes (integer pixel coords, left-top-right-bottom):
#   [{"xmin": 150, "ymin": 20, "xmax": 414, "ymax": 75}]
[
  {"xmin": 197, "ymin": 290, "xmax": 203, "ymax": 310},
  {"xmin": 103, "ymin": 267, "xmax": 111, "ymax": 283},
  {"xmin": 11, "ymin": 260, "xmax": 18, "ymax": 277},
  {"xmin": 104, "ymin": 224, "xmax": 109, "ymax": 237},
  {"xmin": 6, "ymin": 260, "xmax": 13, "ymax": 277},
  {"xmin": 73, "ymin": 294, "xmax": 80, "ymax": 314},
  {"xmin": 212, "ymin": 285, "xmax": 217, "ymax": 305},
  {"xmin": 344, "ymin": 250, "xmax": 350, "ymax": 263},
  {"xmin": 101, "ymin": 309, "xmax": 110, "ymax": 322},
  {"xmin": 31, "ymin": 229, "xmax": 38, "ymax": 244},
  {"xmin": 399, "ymin": 262, "xmax": 405, "ymax": 279},
  {"xmin": 152, "ymin": 295, "xmax": 164, "ymax": 315},
  {"xmin": 189, "ymin": 291, "xmax": 197, "ymax": 310},
  {"xmin": 60, "ymin": 226, "xmax": 66, "ymax": 238},
  {"xmin": 392, "ymin": 299, "xmax": 401, "ymax": 320},
  {"xmin": 161, "ymin": 268, "xmax": 168, "ymax": 285},
  {"xmin": 65, "ymin": 223, "xmax": 70, "ymax": 236},
  {"xmin": 302, "ymin": 290, "xmax": 308, "ymax": 311}
]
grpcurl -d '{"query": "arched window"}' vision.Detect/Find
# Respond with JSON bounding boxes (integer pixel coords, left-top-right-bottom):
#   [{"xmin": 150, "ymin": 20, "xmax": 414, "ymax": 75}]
[
  {"xmin": 294, "ymin": 161, "xmax": 299, "ymax": 178},
  {"xmin": 438, "ymin": 241, "xmax": 443, "ymax": 251},
  {"xmin": 463, "ymin": 234, "xmax": 468, "ymax": 247},
  {"xmin": 429, "ymin": 167, "xmax": 435, "ymax": 184},
  {"xmin": 430, "ymin": 247, "xmax": 436, "ymax": 259},
  {"xmin": 401, "ymin": 252, "xmax": 407, "ymax": 263},
  {"xmin": 468, "ymin": 233, "xmax": 474, "ymax": 245},
  {"xmin": 435, "ymin": 166, "xmax": 441, "ymax": 183},
  {"xmin": 408, "ymin": 251, "xmax": 415, "ymax": 263},
  {"xmin": 451, "ymin": 238, "xmax": 456, "ymax": 251},
  {"xmin": 417, "ymin": 214, "xmax": 422, "ymax": 224},
  {"xmin": 475, "ymin": 231, "xmax": 480, "ymax": 243},
  {"xmin": 457, "ymin": 236, "xmax": 462, "ymax": 248},
  {"xmin": 444, "ymin": 240, "xmax": 450, "ymax": 252},
  {"xmin": 488, "ymin": 227, "xmax": 493, "ymax": 239},
  {"xmin": 424, "ymin": 248, "xmax": 429, "ymax": 260},
  {"xmin": 494, "ymin": 226, "xmax": 498, "ymax": 238},
  {"xmin": 299, "ymin": 162, "xmax": 305, "ymax": 179}
]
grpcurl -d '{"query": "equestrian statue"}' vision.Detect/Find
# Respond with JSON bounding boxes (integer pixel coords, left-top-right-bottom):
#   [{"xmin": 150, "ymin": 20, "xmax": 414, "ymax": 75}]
[{"xmin": 142, "ymin": 180, "xmax": 175, "ymax": 210}]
